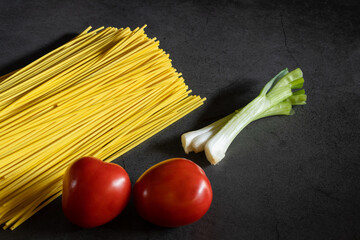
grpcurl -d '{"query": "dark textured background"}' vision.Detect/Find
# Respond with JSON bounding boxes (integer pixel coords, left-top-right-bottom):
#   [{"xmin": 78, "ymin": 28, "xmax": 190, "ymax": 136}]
[{"xmin": 0, "ymin": 0, "xmax": 359, "ymax": 239}]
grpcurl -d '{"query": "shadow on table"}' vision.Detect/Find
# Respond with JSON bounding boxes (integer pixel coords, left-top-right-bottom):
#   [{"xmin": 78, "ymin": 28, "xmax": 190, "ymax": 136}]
[{"xmin": 0, "ymin": 33, "xmax": 77, "ymax": 78}]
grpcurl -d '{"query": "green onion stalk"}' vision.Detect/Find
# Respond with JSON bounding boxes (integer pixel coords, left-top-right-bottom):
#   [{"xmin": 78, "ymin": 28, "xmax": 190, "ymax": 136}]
[{"xmin": 181, "ymin": 68, "xmax": 307, "ymax": 165}]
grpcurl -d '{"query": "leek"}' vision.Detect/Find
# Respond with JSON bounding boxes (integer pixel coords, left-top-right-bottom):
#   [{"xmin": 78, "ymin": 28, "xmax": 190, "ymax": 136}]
[{"xmin": 181, "ymin": 68, "xmax": 307, "ymax": 165}]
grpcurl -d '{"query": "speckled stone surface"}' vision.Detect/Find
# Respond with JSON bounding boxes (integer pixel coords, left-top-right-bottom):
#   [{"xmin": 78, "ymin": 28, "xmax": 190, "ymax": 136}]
[{"xmin": 0, "ymin": 0, "xmax": 359, "ymax": 239}]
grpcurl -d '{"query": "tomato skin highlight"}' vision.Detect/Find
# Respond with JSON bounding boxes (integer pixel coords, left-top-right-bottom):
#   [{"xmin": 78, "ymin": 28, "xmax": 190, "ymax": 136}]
[
  {"xmin": 62, "ymin": 157, "xmax": 131, "ymax": 228},
  {"xmin": 133, "ymin": 158, "xmax": 212, "ymax": 227}
]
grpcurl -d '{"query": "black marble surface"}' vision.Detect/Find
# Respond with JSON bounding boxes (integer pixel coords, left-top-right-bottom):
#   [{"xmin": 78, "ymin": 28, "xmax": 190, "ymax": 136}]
[{"xmin": 0, "ymin": 0, "xmax": 359, "ymax": 239}]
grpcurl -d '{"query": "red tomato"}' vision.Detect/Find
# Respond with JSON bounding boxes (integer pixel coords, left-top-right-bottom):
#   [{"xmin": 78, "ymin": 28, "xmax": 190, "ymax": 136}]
[
  {"xmin": 133, "ymin": 158, "xmax": 212, "ymax": 227},
  {"xmin": 62, "ymin": 157, "xmax": 131, "ymax": 228}
]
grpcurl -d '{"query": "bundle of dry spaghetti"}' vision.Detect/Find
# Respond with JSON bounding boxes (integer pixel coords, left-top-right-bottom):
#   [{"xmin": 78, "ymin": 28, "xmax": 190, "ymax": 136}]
[{"xmin": 0, "ymin": 25, "xmax": 205, "ymax": 230}]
